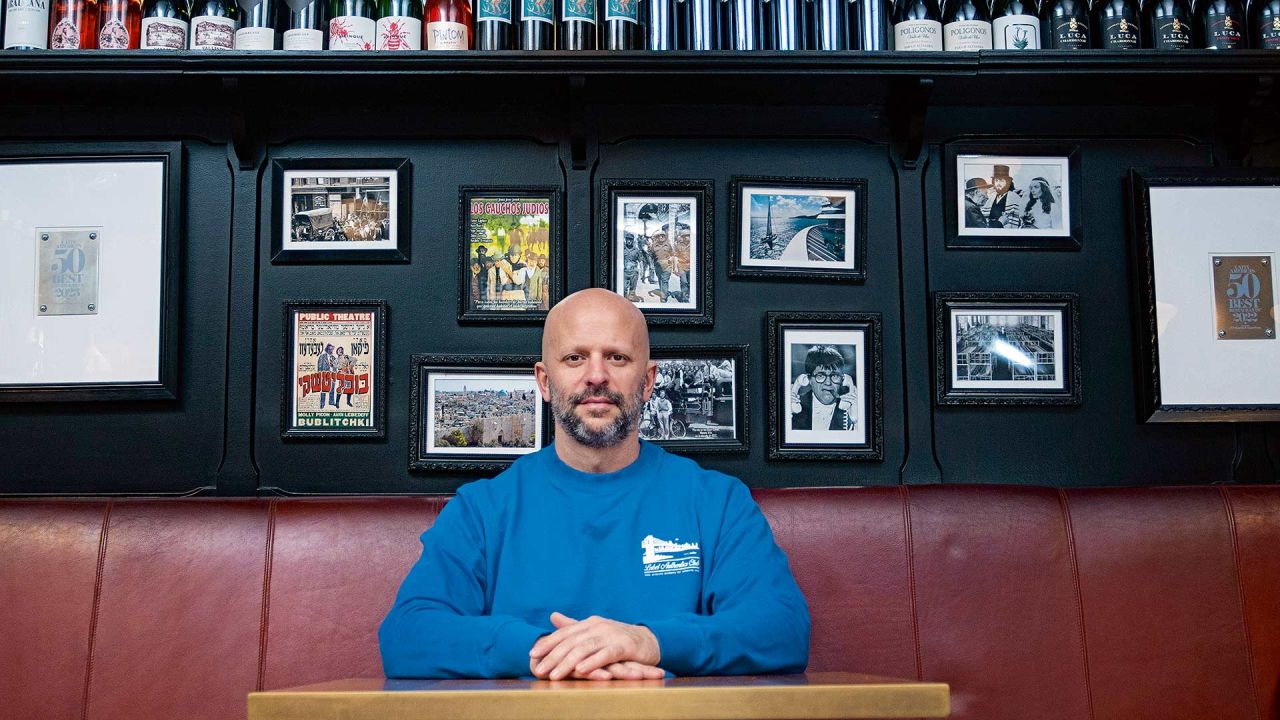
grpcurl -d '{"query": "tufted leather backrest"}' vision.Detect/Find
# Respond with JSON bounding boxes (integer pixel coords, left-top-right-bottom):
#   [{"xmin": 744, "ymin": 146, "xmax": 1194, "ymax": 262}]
[{"xmin": 2, "ymin": 486, "xmax": 1277, "ymax": 720}]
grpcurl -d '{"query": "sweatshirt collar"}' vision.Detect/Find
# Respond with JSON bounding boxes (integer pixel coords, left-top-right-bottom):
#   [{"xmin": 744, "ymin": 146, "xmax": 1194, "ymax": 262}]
[{"xmin": 541, "ymin": 439, "xmax": 661, "ymax": 494}]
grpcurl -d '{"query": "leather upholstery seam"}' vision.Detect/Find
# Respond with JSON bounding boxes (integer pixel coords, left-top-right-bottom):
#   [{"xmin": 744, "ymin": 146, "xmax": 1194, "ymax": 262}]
[
  {"xmin": 1058, "ymin": 490, "xmax": 1096, "ymax": 720},
  {"xmin": 1219, "ymin": 487, "xmax": 1263, "ymax": 720},
  {"xmin": 902, "ymin": 486, "xmax": 923, "ymax": 682},
  {"xmin": 257, "ymin": 500, "xmax": 278, "ymax": 692},
  {"xmin": 81, "ymin": 500, "xmax": 112, "ymax": 720}
]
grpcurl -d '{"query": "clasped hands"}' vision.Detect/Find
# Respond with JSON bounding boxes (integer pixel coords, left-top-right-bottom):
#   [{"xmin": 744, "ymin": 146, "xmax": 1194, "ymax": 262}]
[{"xmin": 528, "ymin": 611, "xmax": 665, "ymax": 681}]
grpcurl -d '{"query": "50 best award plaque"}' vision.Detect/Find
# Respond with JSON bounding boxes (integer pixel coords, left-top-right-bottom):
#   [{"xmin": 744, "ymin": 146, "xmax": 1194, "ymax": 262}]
[
  {"xmin": 1212, "ymin": 254, "xmax": 1276, "ymax": 341},
  {"xmin": 37, "ymin": 228, "xmax": 101, "ymax": 317}
]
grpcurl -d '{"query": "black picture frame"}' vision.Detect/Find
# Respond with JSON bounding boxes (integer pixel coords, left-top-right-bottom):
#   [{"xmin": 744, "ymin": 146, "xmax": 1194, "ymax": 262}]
[
  {"xmin": 727, "ymin": 175, "xmax": 868, "ymax": 282},
  {"xmin": 944, "ymin": 142, "xmax": 1083, "ymax": 251},
  {"xmin": 1128, "ymin": 168, "xmax": 1280, "ymax": 423},
  {"xmin": 644, "ymin": 345, "xmax": 750, "ymax": 455},
  {"xmin": 766, "ymin": 312, "xmax": 884, "ymax": 461},
  {"xmin": 0, "ymin": 142, "xmax": 184, "ymax": 403},
  {"xmin": 270, "ymin": 157, "xmax": 411, "ymax": 264},
  {"xmin": 280, "ymin": 300, "xmax": 389, "ymax": 440},
  {"xmin": 596, "ymin": 179, "xmax": 715, "ymax": 326},
  {"xmin": 933, "ymin": 292, "xmax": 1082, "ymax": 406},
  {"xmin": 408, "ymin": 354, "xmax": 552, "ymax": 473},
  {"xmin": 457, "ymin": 186, "xmax": 563, "ymax": 324}
]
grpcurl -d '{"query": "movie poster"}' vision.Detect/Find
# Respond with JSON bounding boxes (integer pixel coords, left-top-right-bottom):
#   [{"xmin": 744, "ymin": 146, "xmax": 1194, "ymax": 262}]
[
  {"xmin": 290, "ymin": 310, "xmax": 377, "ymax": 430},
  {"xmin": 465, "ymin": 195, "xmax": 552, "ymax": 314}
]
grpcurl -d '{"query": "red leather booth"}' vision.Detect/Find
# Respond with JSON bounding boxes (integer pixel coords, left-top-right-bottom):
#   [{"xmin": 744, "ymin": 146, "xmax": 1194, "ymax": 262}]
[{"xmin": 2, "ymin": 485, "xmax": 1277, "ymax": 720}]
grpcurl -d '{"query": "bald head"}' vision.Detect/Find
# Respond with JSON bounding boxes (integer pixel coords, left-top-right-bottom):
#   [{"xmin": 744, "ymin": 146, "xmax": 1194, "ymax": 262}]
[{"xmin": 541, "ymin": 289, "xmax": 650, "ymax": 364}]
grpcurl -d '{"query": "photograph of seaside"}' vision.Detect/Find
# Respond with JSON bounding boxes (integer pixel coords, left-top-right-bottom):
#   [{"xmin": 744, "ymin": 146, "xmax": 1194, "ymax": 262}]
[{"xmin": 740, "ymin": 186, "xmax": 856, "ymax": 271}]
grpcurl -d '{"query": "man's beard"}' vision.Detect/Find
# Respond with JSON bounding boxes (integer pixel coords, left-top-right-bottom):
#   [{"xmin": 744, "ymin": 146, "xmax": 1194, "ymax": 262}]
[{"xmin": 549, "ymin": 381, "xmax": 646, "ymax": 449}]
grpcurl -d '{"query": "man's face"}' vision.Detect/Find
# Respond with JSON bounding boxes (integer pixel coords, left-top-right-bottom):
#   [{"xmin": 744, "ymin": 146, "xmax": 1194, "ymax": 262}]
[
  {"xmin": 967, "ymin": 188, "xmax": 985, "ymax": 204},
  {"xmin": 809, "ymin": 363, "xmax": 842, "ymax": 405},
  {"xmin": 336, "ymin": 347, "xmax": 344, "ymax": 356},
  {"xmin": 994, "ymin": 177, "xmax": 1010, "ymax": 194}
]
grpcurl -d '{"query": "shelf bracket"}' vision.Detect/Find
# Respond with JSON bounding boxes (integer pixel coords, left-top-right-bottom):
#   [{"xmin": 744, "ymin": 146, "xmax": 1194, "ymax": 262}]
[
  {"xmin": 888, "ymin": 77, "xmax": 934, "ymax": 169},
  {"xmin": 223, "ymin": 77, "xmax": 265, "ymax": 172},
  {"xmin": 568, "ymin": 75, "xmax": 589, "ymax": 171}
]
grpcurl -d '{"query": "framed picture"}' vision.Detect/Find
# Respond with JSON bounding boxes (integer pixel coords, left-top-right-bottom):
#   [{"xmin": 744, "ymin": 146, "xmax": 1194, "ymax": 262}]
[
  {"xmin": 933, "ymin": 292, "xmax": 1081, "ymax": 406},
  {"xmin": 281, "ymin": 300, "xmax": 388, "ymax": 439},
  {"xmin": 0, "ymin": 143, "xmax": 183, "ymax": 402},
  {"xmin": 596, "ymin": 179, "xmax": 715, "ymax": 326},
  {"xmin": 642, "ymin": 345, "xmax": 749, "ymax": 454},
  {"xmin": 944, "ymin": 144, "xmax": 1083, "ymax": 251},
  {"xmin": 766, "ymin": 312, "xmax": 883, "ymax": 461},
  {"xmin": 409, "ymin": 354, "xmax": 551, "ymax": 472},
  {"xmin": 728, "ymin": 176, "xmax": 867, "ymax": 281},
  {"xmin": 458, "ymin": 187, "xmax": 562, "ymax": 323},
  {"xmin": 1129, "ymin": 169, "xmax": 1280, "ymax": 422},
  {"xmin": 270, "ymin": 157, "xmax": 411, "ymax": 264}
]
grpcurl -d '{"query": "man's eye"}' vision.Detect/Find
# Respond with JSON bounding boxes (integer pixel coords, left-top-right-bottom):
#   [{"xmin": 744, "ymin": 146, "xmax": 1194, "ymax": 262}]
[
  {"xmin": 565, "ymin": 354, "xmax": 583, "ymax": 362},
  {"xmin": 610, "ymin": 354, "xmax": 627, "ymax": 362}
]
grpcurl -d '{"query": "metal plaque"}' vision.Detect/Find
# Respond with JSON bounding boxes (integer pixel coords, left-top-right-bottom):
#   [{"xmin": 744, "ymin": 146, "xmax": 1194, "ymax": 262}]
[
  {"xmin": 36, "ymin": 228, "xmax": 101, "ymax": 316},
  {"xmin": 1212, "ymin": 254, "xmax": 1276, "ymax": 341}
]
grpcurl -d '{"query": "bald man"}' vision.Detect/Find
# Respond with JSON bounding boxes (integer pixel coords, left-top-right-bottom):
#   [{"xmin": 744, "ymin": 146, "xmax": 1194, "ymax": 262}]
[{"xmin": 379, "ymin": 290, "xmax": 810, "ymax": 680}]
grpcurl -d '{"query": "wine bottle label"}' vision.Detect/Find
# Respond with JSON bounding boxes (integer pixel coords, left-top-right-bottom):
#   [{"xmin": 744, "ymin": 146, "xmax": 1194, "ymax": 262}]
[
  {"xmin": 191, "ymin": 15, "xmax": 237, "ymax": 49},
  {"xmin": 283, "ymin": 28, "xmax": 324, "ymax": 49},
  {"xmin": 376, "ymin": 16, "xmax": 421, "ymax": 49},
  {"xmin": 99, "ymin": 19, "xmax": 133, "ymax": 48},
  {"xmin": 236, "ymin": 26, "xmax": 276, "ymax": 49},
  {"xmin": 1205, "ymin": 13, "xmax": 1244, "ymax": 48},
  {"xmin": 1262, "ymin": 15, "xmax": 1280, "ymax": 49},
  {"xmin": 477, "ymin": 0, "xmax": 514, "ymax": 23},
  {"xmin": 329, "ymin": 15, "xmax": 376, "ymax": 49},
  {"xmin": 51, "ymin": 18, "xmax": 82, "ymax": 48},
  {"xmin": 1049, "ymin": 16, "xmax": 1089, "ymax": 48},
  {"xmin": 992, "ymin": 14, "xmax": 1039, "ymax": 49},
  {"xmin": 561, "ymin": 0, "xmax": 596, "ymax": 23},
  {"xmin": 605, "ymin": 0, "xmax": 639, "ymax": 22},
  {"xmin": 521, "ymin": 0, "xmax": 554, "ymax": 23},
  {"xmin": 3, "ymin": 0, "xmax": 51, "ymax": 49},
  {"xmin": 894, "ymin": 19, "xmax": 942, "ymax": 50},
  {"xmin": 426, "ymin": 20, "xmax": 468, "ymax": 48},
  {"xmin": 1152, "ymin": 16, "xmax": 1190, "ymax": 48},
  {"xmin": 1100, "ymin": 15, "xmax": 1139, "ymax": 48},
  {"xmin": 142, "ymin": 17, "xmax": 188, "ymax": 48},
  {"xmin": 943, "ymin": 20, "xmax": 992, "ymax": 50}
]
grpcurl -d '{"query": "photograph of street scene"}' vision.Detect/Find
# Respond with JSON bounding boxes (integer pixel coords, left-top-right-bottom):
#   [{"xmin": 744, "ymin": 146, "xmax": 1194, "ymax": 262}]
[{"xmin": 287, "ymin": 173, "xmax": 393, "ymax": 244}]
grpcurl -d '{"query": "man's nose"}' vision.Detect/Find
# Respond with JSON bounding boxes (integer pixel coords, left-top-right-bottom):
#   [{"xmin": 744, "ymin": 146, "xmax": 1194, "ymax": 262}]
[{"xmin": 584, "ymin": 354, "xmax": 610, "ymax": 385}]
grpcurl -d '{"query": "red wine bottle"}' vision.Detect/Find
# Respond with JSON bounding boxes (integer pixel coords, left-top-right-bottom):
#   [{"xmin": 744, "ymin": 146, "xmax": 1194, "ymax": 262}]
[
  {"xmin": 519, "ymin": 0, "xmax": 555, "ymax": 47},
  {"xmin": 604, "ymin": 0, "xmax": 640, "ymax": 46},
  {"xmin": 140, "ymin": 0, "xmax": 188, "ymax": 49},
  {"xmin": 49, "ymin": 0, "xmax": 99, "ymax": 48},
  {"xmin": 190, "ymin": 0, "xmax": 239, "ymax": 49},
  {"xmin": 892, "ymin": 0, "xmax": 942, "ymax": 49},
  {"xmin": 474, "ymin": 0, "xmax": 512, "ymax": 48},
  {"xmin": 97, "ymin": 0, "xmax": 141, "ymax": 47},
  {"xmin": 558, "ymin": 0, "xmax": 595, "ymax": 48},
  {"xmin": 236, "ymin": 0, "xmax": 283, "ymax": 48},
  {"xmin": 425, "ymin": 0, "xmax": 471, "ymax": 47},
  {"xmin": 1094, "ymin": 0, "xmax": 1139, "ymax": 48},
  {"xmin": 283, "ymin": 0, "xmax": 325, "ymax": 48},
  {"xmin": 1198, "ymin": 0, "xmax": 1246, "ymax": 47},
  {"xmin": 1251, "ymin": 0, "xmax": 1280, "ymax": 48},
  {"xmin": 942, "ymin": 0, "xmax": 990, "ymax": 49}
]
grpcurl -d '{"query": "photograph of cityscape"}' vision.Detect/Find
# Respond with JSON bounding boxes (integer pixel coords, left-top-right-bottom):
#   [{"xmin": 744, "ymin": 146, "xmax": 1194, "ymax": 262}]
[{"xmin": 426, "ymin": 373, "xmax": 543, "ymax": 456}]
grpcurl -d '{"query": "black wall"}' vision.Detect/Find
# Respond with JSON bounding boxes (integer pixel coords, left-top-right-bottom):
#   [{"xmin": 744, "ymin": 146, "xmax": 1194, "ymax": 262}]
[{"xmin": 1, "ymin": 56, "xmax": 1276, "ymax": 496}]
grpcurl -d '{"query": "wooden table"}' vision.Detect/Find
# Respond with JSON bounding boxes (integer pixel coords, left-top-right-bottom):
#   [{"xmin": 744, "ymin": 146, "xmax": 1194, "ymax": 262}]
[{"xmin": 247, "ymin": 671, "xmax": 950, "ymax": 720}]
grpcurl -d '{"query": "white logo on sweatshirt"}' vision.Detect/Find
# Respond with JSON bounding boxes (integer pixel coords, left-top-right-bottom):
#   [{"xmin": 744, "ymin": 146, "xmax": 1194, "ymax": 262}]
[{"xmin": 641, "ymin": 535, "xmax": 701, "ymax": 577}]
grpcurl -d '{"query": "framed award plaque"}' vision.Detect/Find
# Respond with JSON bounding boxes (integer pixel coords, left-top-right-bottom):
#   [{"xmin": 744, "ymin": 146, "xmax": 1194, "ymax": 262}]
[{"xmin": 1129, "ymin": 169, "xmax": 1280, "ymax": 422}]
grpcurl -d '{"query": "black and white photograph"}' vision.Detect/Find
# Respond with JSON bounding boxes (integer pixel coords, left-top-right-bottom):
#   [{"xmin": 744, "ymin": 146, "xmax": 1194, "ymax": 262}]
[
  {"xmin": 409, "ymin": 355, "xmax": 550, "ymax": 472},
  {"xmin": 270, "ymin": 158, "xmax": 411, "ymax": 264},
  {"xmin": 767, "ymin": 312, "xmax": 883, "ymax": 461},
  {"xmin": 945, "ymin": 145, "xmax": 1083, "ymax": 251},
  {"xmin": 934, "ymin": 293, "xmax": 1081, "ymax": 406},
  {"xmin": 597, "ymin": 180, "xmax": 715, "ymax": 326},
  {"xmin": 730, "ymin": 177, "xmax": 867, "ymax": 281},
  {"xmin": 640, "ymin": 346, "xmax": 749, "ymax": 454}
]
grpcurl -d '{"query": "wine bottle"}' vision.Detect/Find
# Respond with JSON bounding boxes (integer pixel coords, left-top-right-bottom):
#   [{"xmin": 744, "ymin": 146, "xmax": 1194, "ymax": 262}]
[
  {"xmin": 604, "ymin": 0, "xmax": 641, "ymax": 47},
  {"xmin": 1145, "ymin": 0, "xmax": 1190, "ymax": 47},
  {"xmin": 376, "ymin": 0, "xmax": 420, "ymax": 48},
  {"xmin": 1094, "ymin": 0, "xmax": 1139, "ymax": 48},
  {"xmin": 942, "ymin": 0, "xmax": 990, "ymax": 49},
  {"xmin": 4, "ymin": 0, "xmax": 52, "ymax": 47},
  {"xmin": 761, "ymin": 0, "xmax": 800, "ymax": 47},
  {"xmin": 990, "ymin": 0, "xmax": 1039, "ymax": 48},
  {"xmin": 1251, "ymin": 0, "xmax": 1280, "ymax": 48},
  {"xmin": 474, "ymin": 0, "xmax": 511, "ymax": 48},
  {"xmin": 716, "ymin": 0, "xmax": 753, "ymax": 48},
  {"xmin": 675, "ymin": 0, "xmax": 713, "ymax": 47},
  {"xmin": 328, "ymin": 0, "xmax": 373, "ymax": 47},
  {"xmin": 50, "ymin": 0, "xmax": 99, "ymax": 48},
  {"xmin": 812, "ymin": 0, "xmax": 844, "ymax": 47},
  {"xmin": 189, "ymin": 0, "xmax": 238, "ymax": 48},
  {"xmin": 1040, "ymin": 0, "xmax": 1087, "ymax": 48},
  {"xmin": 518, "ymin": 0, "xmax": 554, "ymax": 47},
  {"xmin": 1199, "ymin": 0, "xmax": 1246, "ymax": 47},
  {"xmin": 425, "ymin": 0, "xmax": 470, "ymax": 46},
  {"xmin": 855, "ymin": 0, "xmax": 890, "ymax": 48},
  {"xmin": 892, "ymin": 0, "xmax": 941, "ymax": 49},
  {"xmin": 97, "ymin": 0, "xmax": 140, "ymax": 46},
  {"xmin": 236, "ymin": 0, "xmax": 282, "ymax": 48},
  {"xmin": 283, "ymin": 0, "xmax": 324, "ymax": 48},
  {"xmin": 140, "ymin": 0, "xmax": 188, "ymax": 49},
  {"xmin": 557, "ymin": 0, "xmax": 594, "ymax": 48}
]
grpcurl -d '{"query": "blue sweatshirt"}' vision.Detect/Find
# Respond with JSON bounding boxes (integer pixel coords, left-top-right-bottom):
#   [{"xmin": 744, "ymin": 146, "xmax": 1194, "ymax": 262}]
[{"xmin": 379, "ymin": 440, "xmax": 811, "ymax": 678}]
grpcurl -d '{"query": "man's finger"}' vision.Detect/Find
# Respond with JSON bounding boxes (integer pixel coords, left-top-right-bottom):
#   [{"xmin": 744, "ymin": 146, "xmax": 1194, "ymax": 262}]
[
  {"xmin": 548, "ymin": 639, "xmax": 599, "ymax": 681},
  {"xmin": 573, "ymin": 644, "xmax": 625, "ymax": 678},
  {"xmin": 586, "ymin": 667, "xmax": 613, "ymax": 681},
  {"xmin": 531, "ymin": 618, "xmax": 596, "ymax": 665},
  {"xmin": 550, "ymin": 611, "xmax": 577, "ymax": 629}
]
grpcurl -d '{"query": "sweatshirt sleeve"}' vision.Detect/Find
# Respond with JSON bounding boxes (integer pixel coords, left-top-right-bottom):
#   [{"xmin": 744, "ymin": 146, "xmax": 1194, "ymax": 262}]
[
  {"xmin": 378, "ymin": 488, "xmax": 546, "ymax": 679},
  {"xmin": 641, "ymin": 480, "xmax": 811, "ymax": 676}
]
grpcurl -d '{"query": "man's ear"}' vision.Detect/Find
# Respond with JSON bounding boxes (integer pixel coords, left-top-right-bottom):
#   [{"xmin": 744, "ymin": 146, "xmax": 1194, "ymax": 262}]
[
  {"xmin": 533, "ymin": 362, "xmax": 552, "ymax": 403},
  {"xmin": 642, "ymin": 360, "xmax": 658, "ymax": 402}
]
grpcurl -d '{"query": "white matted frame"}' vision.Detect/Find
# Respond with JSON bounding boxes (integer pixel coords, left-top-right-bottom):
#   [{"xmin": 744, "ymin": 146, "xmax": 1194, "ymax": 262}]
[
  {"xmin": 1130, "ymin": 169, "xmax": 1280, "ymax": 422},
  {"xmin": 0, "ymin": 144, "xmax": 183, "ymax": 402}
]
